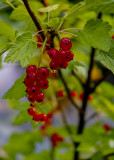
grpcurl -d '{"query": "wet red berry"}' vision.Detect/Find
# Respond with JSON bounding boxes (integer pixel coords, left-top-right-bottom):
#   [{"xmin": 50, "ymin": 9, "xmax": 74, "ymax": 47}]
[
  {"xmin": 26, "ymin": 65, "xmax": 37, "ymax": 74},
  {"xmin": 37, "ymin": 79, "xmax": 49, "ymax": 89},
  {"xmin": 33, "ymin": 113, "xmax": 39, "ymax": 121},
  {"xmin": 28, "ymin": 107, "xmax": 36, "ymax": 116},
  {"xmin": 70, "ymin": 91, "xmax": 77, "ymax": 97},
  {"xmin": 28, "ymin": 94, "xmax": 36, "ymax": 102},
  {"xmin": 49, "ymin": 61, "xmax": 58, "ymax": 70},
  {"xmin": 26, "ymin": 72, "xmax": 36, "ymax": 82},
  {"xmin": 60, "ymin": 38, "xmax": 72, "ymax": 50},
  {"xmin": 37, "ymin": 67, "xmax": 49, "ymax": 79},
  {"xmin": 57, "ymin": 90, "xmax": 64, "ymax": 97},
  {"xmin": 112, "ymin": 35, "xmax": 114, "ymax": 39},
  {"xmin": 38, "ymin": 114, "xmax": 47, "ymax": 122},
  {"xmin": 103, "ymin": 124, "xmax": 110, "ymax": 132},
  {"xmin": 24, "ymin": 78, "xmax": 34, "ymax": 87},
  {"xmin": 36, "ymin": 92, "xmax": 44, "ymax": 102},
  {"xmin": 59, "ymin": 61, "xmax": 68, "ymax": 69},
  {"xmin": 48, "ymin": 48, "xmax": 59, "ymax": 60}
]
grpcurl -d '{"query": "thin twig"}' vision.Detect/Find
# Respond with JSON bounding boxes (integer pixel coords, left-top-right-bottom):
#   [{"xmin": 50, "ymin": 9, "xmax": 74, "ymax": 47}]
[
  {"xmin": 60, "ymin": 28, "xmax": 81, "ymax": 31},
  {"xmin": 59, "ymin": 31, "xmax": 77, "ymax": 38},
  {"xmin": 23, "ymin": 0, "xmax": 45, "ymax": 40},
  {"xmin": 72, "ymin": 70, "xmax": 85, "ymax": 88},
  {"xmin": 89, "ymin": 70, "xmax": 111, "ymax": 94},
  {"xmin": 58, "ymin": 69, "xmax": 81, "ymax": 112},
  {"xmin": 38, "ymin": 37, "xmax": 47, "ymax": 67},
  {"xmin": 58, "ymin": 3, "xmax": 85, "ymax": 30},
  {"xmin": 74, "ymin": 47, "xmax": 96, "ymax": 160}
]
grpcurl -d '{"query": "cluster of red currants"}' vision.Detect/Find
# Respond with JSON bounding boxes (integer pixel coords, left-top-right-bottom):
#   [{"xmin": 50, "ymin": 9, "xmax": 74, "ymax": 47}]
[
  {"xmin": 28, "ymin": 107, "xmax": 47, "ymax": 122},
  {"xmin": 51, "ymin": 133, "xmax": 64, "ymax": 147},
  {"xmin": 24, "ymin": 65, "xmax": 49, "ymax": 122},
  {"xmin": 48, "ymin": 38, "xmax": 74, "ymax": 70},
  {"xmin": 24, "ymin": 65, "xmax": 49, "ymax": 103}
]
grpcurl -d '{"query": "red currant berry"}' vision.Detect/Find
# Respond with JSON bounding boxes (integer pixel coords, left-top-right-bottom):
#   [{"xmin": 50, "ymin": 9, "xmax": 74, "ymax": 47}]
[
  {"xmin": 24, "ymin": 78, "xmax": 33, "ymax": 87},
  {"xmin": 37, "ymin": 67, "xmax": 49, "ymax": 79},
  {"xmin": 48, "ymin": 48, "xmax": 59, "ymax": 60},
  {"xmin": 36, "ymin": 92, "xmax": 44, "ymax": 102},
  {"xmin": 66, "ymin": 52, "xmax": 74, "ymax": 62},
  {"xmin": 37, "ymin": 36, "xmax": 43, "ymax": 48},
  {"xmin": 103, "ymin": 124, "xmax": 110, "ymax": 132},
  {"xmin": 70, "ymin": 91, "xmax": 77, "ymax": 98},
  {"xmin": 38, "ymin": 114, "xmax": 47, "ymax": 122},
  {"xmin": 26, "ymin": 65, "xmax": 37, "ymax": 74},
  {"xmin": 51, "ymin": 71, "xmax": 57, "ymax": 78},
  {"xmin": 51, "ymin": 133, "xmax": 58, "ymax": 142},
  {"xmin": 57, "ymin": 90, "xmax": 64, "ymax": 97},
  {"xmin": 112, "ymin": 35, "xmax": 114, "ymax": 39},
  {"xmin": 26, "ymin": 72, "xmax": 36, "ymax": 81},
  {"xmin": 31, "ymin": 86, "xmax": 40, "ymax": 94},
  {"xmin": 59, "ymin": 61, "xmax": 68, "ymax": 69},
  {"xmin": 57, "ymin": 136, "xmax": 64, "ymax": 142},
  {"xmin": 37, "ymin": 79, "xmax": 49, "ymax": 89},
  {"xmin": 60, "ymin": 38, "xmax": 72, "ymax": 50},
  {"xmin": 47, "ymin": 113, "xmax": 53, "ymax": 119},
  {"xmin": 49, "ymin": 61, "xmax": 58, "ymax": 70},
  {"xmin": 33, "ymin": 113, "xmax": 40, "ymax": 121},
  {"xmin": 28, "ymin": 94, "xmax": 36, "ymax": 102},
  {"xmin": 28, "ymin": 107, "xmax": 36, "ymax": 116}
]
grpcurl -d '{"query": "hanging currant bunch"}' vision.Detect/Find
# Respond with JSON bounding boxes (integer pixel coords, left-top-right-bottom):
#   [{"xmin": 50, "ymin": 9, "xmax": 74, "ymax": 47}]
[{"xmin": 23, "ymin": 37, "xmax": 74, "ymax": 122}]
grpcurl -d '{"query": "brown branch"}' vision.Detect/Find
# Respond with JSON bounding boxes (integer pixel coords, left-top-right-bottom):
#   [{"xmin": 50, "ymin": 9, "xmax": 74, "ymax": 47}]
[
  {"xmin": 58, "ymin": 69, "xmax": 81, "ymax": 112},
  {"xmin": 89, "ymin": 70, "xmax": 111, "ymax": 94},
  {"xmin": 74, "ymin": 47, "xmax": 96, "ymax": 160},
  {"xmin": 23, "ymin": 0, "xmax": 45, "ymax": 40}
]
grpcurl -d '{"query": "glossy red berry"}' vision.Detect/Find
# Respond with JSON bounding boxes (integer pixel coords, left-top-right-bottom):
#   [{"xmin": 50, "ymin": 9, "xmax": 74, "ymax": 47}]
[
  {"xmin": 60, "ymin": 38, "xmax": 72, "ymax": 50},
  {"xmin": 33, "ymin": 113, "xmax": 39, "ymax": 121},
  {"xmin": 26, "ymin": 72, "xmax": 36, "ymax": 82},
  {"xmin": 48, "ymin": 48, "xmax": 59, "ymax": 60},
  {"xmin": 112, "ymin": 35, "xmax": 114, "ymax": 39},
  {"xmin": 28, "ymin": 107, "xmax": 36, "ymax": 116},
  {"xmin": 103, "ymin": 124, "xmax": 110, "ymax": 132},
  {"xmin": 66, "ymin": 52, "xmax": 74, "ymax": 62},
  {"xmin": 37, "ymin": 36, "xmax": 43, "ymax": 48},
  {"xmin": 28, "ymin": 94, "xmax": 36, "ymax": 102},
  {"xmin": 26, "ymin": 65, "xmax": 37, "ymax": 74},
  {"xmin": 51, "ymin": 71, "xmax": 57, "ymax": 78},
  {"xmin": 38, "ymin": 114, "xmax": 47, "ymax": 122},
  {"xmin": 59, "ymin": 61, "xmax": 68, "ymax": 69},
  {"xmin": 57, "ymin": 90, "xmax": 64, "ymax": 97},
  {"xmin": 24, "ymin": 78, "xmax": 33, "ymax": 87},
  {"xmin": 37, "ymin": 67, "xmax": 49, "ymax": 79},
  {"xmin": 36, "ymin": 92, "xmax": 44, "ymax": 102},
  {"xmin": 37, "ymin": 79, "xmax": 49, "ymax": 89},
  {"xmin": 70, "ymin": 91, "xmax": 77, "ymax": 98},
  {"xmin": 49, "ymin": 61, "xmax": 58, "ymax": 70}
]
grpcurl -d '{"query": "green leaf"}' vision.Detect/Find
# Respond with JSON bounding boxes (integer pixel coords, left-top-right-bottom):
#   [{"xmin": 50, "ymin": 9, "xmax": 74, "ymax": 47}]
[
  {"xmin": 86, "ymin": 0, "xmax": 114, "ymax": 14},
  {"xmin": 13, "ymin": 111, "xmax": 31, "ymax": 125},
  {"xmin": 2, "ymin": 74, "xmax": 26, "ymax": 100},
  {"xmin": 38, "ymin": 4, "xmax": 59, "ymax": 12},
  {"xmin": 78, "ymin": 19, "xmax": 111, "ymax": 52},
  {"xmin": 92, "ymin": 152, "xmax": 103, "ymax": 160},
  {"xmin": 4, "ymin": 131, "xmax": 42, "ymax": 158},
  {"xmin": 65, "ymin": 1, "xmax": 85, "ymax": 17},
  {"xmin": 4, "ymin": 32, "xmax": 37, "ymax": 67},
  {"xmin": 96, "ymin": 40, "xmax": 114, "ymax": 73},
  {"xmin": 91, "ymin": 95, "xmax": 114, "ymax": 120},
  {"xmin": 0, "ymin": 22, "xmax": 15, "ymax": 41},
  {"xmin": 45, "ymin": 18, "xmax": 61, "ymax": 29},
  {"xmin": 0, "ymin": 35, "xmax": 11, "ymax": 50},
  {"xmin": 68, "ymin": 60, "xmax": 84, "ymax": 70}
]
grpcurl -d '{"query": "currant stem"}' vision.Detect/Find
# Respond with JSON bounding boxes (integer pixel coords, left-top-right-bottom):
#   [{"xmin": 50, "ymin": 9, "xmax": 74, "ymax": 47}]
[
  {"xmin": 60, "ymin": 28, "xmax": 81, "ymax": 31},
  {"xmin": 59, "ymin": 31, "xmax": 77, "ymax": 38},
  {"xmin": 38, "ymin": 37, "xmax": 47, "ymax": 68},
  {"xmin": 58, "ymin": 3, "xmax": 85, "ymax": 30}
]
